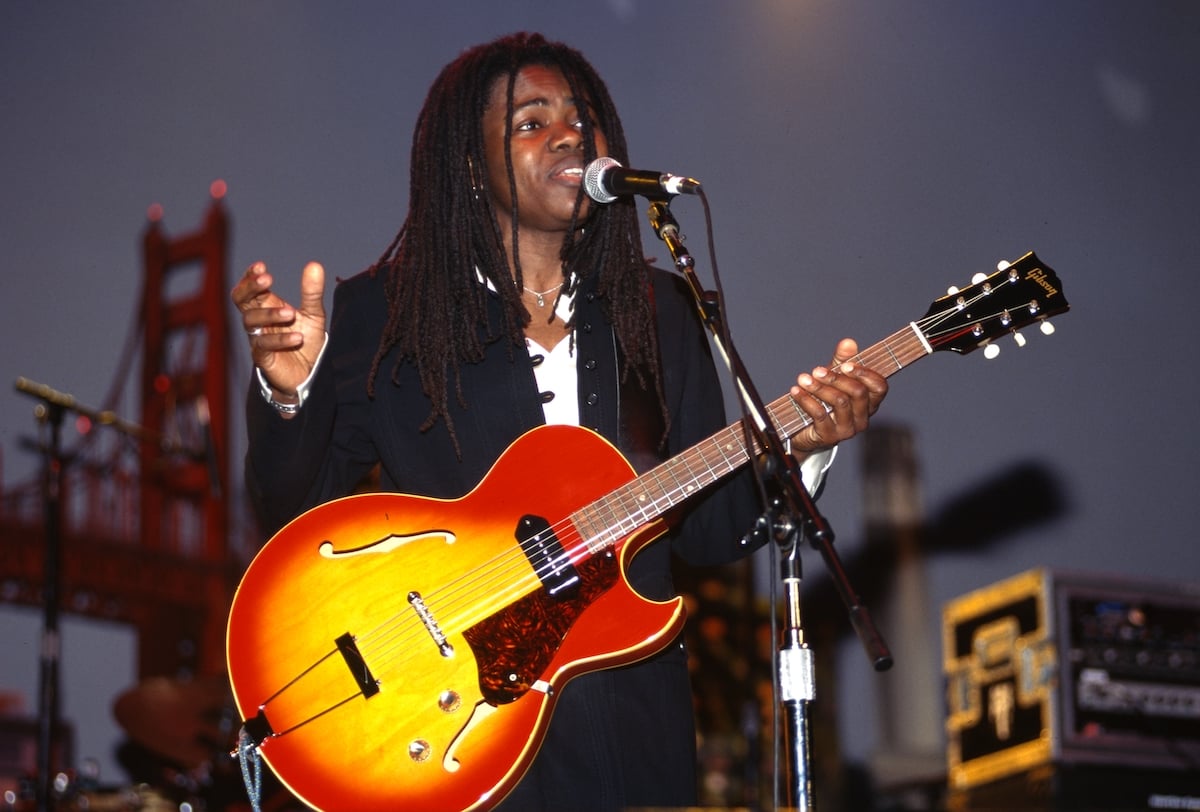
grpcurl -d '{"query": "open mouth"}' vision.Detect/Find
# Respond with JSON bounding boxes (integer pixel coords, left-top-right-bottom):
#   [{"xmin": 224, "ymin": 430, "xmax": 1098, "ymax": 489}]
[{"xmin": 550, "ymin": 160, "xmax": 585, "ymax": 183}]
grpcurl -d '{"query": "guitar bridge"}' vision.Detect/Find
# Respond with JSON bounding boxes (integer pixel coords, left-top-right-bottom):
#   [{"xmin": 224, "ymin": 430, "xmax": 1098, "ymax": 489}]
[
  {"xmin": 336, "ymin": 632, "xmax": 380, "ymax": 698},
  {"xmin": 408, "ymin": 591, "xmax": 454, "ymax": 656}
]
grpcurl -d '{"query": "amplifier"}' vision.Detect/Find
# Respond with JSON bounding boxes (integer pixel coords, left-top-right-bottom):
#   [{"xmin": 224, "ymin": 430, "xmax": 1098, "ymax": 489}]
[{"xmin": 942, "ymin": 568, "xmax": 1200, "ymax": 794}]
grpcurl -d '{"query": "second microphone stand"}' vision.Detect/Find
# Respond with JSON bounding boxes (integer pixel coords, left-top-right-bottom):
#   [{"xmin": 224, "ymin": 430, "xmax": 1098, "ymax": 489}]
[
  {"xmin": 14, "ymin": 377, "xmax": 180, "ymax": 812},
  {"xmin": 646, "ymin": 199, "xmax": 892, "ymax": 811}
]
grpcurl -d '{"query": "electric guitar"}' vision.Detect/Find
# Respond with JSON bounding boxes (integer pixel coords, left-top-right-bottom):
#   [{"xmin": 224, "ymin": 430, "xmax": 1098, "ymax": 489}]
[{"xmin": 226, "ymin": 251, "xmax": 1068, "ymax": 811}]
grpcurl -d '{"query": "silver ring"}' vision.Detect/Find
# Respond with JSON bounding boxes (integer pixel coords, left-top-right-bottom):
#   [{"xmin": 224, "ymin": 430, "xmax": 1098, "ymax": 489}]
[{"xmin": 247, "ymin": 326, "xmax": 263, "ymax": 337}]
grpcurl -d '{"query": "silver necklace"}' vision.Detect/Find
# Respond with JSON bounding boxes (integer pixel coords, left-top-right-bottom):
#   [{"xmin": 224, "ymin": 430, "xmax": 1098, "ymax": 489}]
[{"xmin": 523, "ymin": 282, "xmax": 563, "ymax": 308}]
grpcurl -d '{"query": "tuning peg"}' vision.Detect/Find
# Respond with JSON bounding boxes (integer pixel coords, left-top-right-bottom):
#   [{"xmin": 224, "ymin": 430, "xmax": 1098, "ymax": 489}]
[
  {"xmin": 946, "ymin": 285, "xmax": 960, "ymax": 295},
  {"xmin": 1013, "ymin": 330, "xmax": 1027, "ymax": 348},
  {"xmin": 996, "ymin": 259, "xmax": 1011, "ymax": 271},
  {"xmin": 983, "ymin": 341, "xmax": 1000, "ymax": 360},
  {"xmin": 1040, "ymin": 320, "xmax": 1056, "ymax": 336},
  {"xmin": 971, "ymin": 272, "xmax": 988, "ymax": 285}
]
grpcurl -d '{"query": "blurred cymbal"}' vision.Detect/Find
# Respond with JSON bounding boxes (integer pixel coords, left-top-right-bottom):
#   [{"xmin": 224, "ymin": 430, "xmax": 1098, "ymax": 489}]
[{"xmin": 113, "ymin": 675, "xmax": 233, "ymax": 768}]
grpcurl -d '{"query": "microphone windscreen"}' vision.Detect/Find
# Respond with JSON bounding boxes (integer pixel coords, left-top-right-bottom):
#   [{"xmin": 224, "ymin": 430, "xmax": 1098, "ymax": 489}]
[{"xmin": 583, "ymin": 156, "xmax": 621, "ymax": 203}]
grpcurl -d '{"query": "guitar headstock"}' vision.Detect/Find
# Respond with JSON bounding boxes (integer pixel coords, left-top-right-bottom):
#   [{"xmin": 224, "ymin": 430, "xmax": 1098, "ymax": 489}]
[{"xmin": 920, "ymin": 251, "xmax": 1069, "ymax": 356}]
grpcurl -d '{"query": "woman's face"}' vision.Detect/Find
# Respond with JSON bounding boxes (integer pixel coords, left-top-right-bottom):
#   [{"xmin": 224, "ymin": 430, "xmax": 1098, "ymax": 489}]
[{"xmin": 481, "ymin": 64, "xmax": 608, "ymax": 242}]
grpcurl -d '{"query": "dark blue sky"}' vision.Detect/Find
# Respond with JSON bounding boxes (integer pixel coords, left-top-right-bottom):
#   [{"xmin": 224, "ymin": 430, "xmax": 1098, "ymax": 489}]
[{"xmin": 2, "ymin": 0, "xmax": 1198, "ymax": 785}]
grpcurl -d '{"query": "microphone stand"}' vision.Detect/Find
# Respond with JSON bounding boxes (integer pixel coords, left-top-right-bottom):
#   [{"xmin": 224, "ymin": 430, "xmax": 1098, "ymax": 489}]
[
  {"xmin": 13, "ymin": 378, "xmax": 168, "ymax": 811},
  {"xmin": 645, "ymin": 200, "xmax": 892, "ymax": 811},
  {"xmin": 28, "ymin": 394, "xmax": 64, "ymax": 812}
]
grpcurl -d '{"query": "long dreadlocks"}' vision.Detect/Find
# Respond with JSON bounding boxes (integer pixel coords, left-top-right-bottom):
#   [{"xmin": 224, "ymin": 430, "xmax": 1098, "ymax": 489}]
[{"xmin": 366, "ymin": 32, "xmax": 665, "ymax": 450}]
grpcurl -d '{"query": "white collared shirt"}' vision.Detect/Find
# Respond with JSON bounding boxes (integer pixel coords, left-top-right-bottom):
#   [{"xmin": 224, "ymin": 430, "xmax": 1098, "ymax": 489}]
[{"xmin": 526, "ymin": 286, "xmax": 580, "ymax": 426}]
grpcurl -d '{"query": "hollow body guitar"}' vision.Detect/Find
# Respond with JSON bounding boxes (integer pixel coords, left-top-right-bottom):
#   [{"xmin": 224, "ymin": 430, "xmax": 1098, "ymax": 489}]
[{"xmin": 226, "ymin": 252, "xmax": 1068, "ymax": 810}]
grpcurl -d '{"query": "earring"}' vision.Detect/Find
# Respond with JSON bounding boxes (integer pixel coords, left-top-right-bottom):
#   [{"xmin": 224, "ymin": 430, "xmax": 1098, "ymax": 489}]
[{"xmin": 467, "ymin": 156, "xmax": 481, "ymax": 200}]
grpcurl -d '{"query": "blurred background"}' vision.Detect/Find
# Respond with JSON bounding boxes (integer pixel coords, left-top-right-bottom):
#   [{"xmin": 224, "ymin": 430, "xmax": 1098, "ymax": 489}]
[{"xmin": 2, "ymin": 2, "xmax": 1198, "ymax": 809}]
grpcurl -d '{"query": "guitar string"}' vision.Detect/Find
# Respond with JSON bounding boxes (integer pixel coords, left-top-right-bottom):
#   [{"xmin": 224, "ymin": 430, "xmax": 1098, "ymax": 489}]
[
  {"xmin": 271, "ymin": 375, "xmax": 841, "ymax": 720},
  {"xmin": 356, "ymin": 375, "xmax": 841, "ymax": 664},
  {"xmin": 342, "ymin": 280, "xmax": 1025, "ymax": 678},
  {"xmin": 349, "ymin": 423, "xmax": 785, "ymax": 667},
  {"xmin": 252, "ymin": 276, "xmax": 1039, "ymax": 730},
  {"xmin": 350, "ymin": 330, "xmax": 920, "ymax": 675},
  {"xmin": 352, "ymin": 311, "xmax": 949, "ymax": 675},
  {"xmin": 358, "ymin": 380, "xmax": 827, "ymax": 675},
  {"xmin": 352, "ymin": 421, "xmax": 759, "ymax": 674},
  {"xmin": 243, "ymin": 273, "xmax": 1055, "ymax": 781}
]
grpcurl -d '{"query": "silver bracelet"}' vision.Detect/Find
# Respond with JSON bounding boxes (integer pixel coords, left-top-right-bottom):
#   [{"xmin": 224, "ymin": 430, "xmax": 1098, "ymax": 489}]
[{"xmin": 269, "ymin": 397, "xmax": 301, "ymax": 415}]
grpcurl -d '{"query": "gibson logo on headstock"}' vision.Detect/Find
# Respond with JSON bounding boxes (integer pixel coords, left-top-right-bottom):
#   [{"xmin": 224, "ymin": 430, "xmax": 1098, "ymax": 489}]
[{"xmin": 1025, "ymin": 267, "xmax": 1059, "ymax": 299}]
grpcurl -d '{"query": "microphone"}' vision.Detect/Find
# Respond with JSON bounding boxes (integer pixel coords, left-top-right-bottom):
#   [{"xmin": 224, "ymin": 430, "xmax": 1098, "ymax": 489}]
[{"xmin": 583, "ymin": 157, "xmax": 701, "ymax": 203}]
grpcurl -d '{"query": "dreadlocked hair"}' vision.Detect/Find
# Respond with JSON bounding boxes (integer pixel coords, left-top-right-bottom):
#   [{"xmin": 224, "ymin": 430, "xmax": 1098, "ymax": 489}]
[{"xmin": 367, "ymin": 32, "xmax": 666, "ymax": 453}]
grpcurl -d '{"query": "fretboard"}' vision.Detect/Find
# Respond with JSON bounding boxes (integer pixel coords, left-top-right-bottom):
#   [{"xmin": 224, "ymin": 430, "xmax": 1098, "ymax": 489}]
[{"xmin": 571, "ymin": 323, "xmax": 931, "ymax": 553}]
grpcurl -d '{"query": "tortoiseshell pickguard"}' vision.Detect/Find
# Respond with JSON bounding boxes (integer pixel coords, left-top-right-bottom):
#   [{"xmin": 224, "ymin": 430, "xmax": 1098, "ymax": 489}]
[{"xmin": 463, "ymin": 550, "xmax": 618, "ymax": 704}]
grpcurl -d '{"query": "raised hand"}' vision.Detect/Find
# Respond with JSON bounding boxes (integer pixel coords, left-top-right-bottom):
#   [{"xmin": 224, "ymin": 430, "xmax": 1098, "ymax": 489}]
[{"xmin": 230, "ymin": 261, "xmax": 327, "ymax": 403}]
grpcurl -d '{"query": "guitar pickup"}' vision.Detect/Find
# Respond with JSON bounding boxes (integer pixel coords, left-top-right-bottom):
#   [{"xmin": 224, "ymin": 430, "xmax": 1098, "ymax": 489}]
[{"xmin": 517, "ymin": 514, "xmax": 580, "ymax": 598}]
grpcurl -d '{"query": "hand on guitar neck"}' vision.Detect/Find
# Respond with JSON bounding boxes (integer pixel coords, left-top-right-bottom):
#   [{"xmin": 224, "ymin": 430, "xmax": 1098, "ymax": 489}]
[{"xmin": 787, "ymin": 336, "xmax": 889, "ymax": 460}]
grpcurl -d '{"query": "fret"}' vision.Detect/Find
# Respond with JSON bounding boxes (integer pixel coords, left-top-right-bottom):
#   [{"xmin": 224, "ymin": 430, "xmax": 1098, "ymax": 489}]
[
  {"xmin": 610, "ymin": 485, "xmax": 645, "ymax": 537},
  {"xmin": 876, "ymin": 334, "xmax": 905, "ymax": 372},
  {"xmin": 711, "ymin": 427, "xmax": 742, "ymax": 471},
  {"xmin": 779, "ymin": 395, "xmax": 811, "ymax": 439},
  {"xmin": 638, "ymin": 465, "xmax": 671, "ymax": 513},
  {"xmin": 573, "ymin": 503, "xmax": 604, "ymax": 554},
  {"xmin": 659, "ymin": 456, "xmax": 690, "ymax": 508},
  {"xmin": 671, "ymin": 450, "xmax": 706, "ymax": 502},
  {"xmin": 694, "ymin": 442, "xmax": 724, "ymax": 484},
  {"xmin": 624, "ymin": 479, "xmax": 655, "ymax": 525},
  {"xmin": 614, "ymin": 482, "xmax": 643, "ymax": 525},
  {"xmin": 589, "ymin": 497, "xmax": 621, "ymax": 548}
]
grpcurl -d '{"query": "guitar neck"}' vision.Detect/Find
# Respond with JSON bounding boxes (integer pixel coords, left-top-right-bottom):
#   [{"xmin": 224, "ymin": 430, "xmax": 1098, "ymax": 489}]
[{"xmin": 574, "ymin": 323, "xmax": 930, "ymax": 553}]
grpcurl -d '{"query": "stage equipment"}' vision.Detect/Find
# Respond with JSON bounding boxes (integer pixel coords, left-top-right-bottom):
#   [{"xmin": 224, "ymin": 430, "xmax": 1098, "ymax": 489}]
[{"xmin": 944, "ymin": 568, "xmax": 1200, "ymax": 809}]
